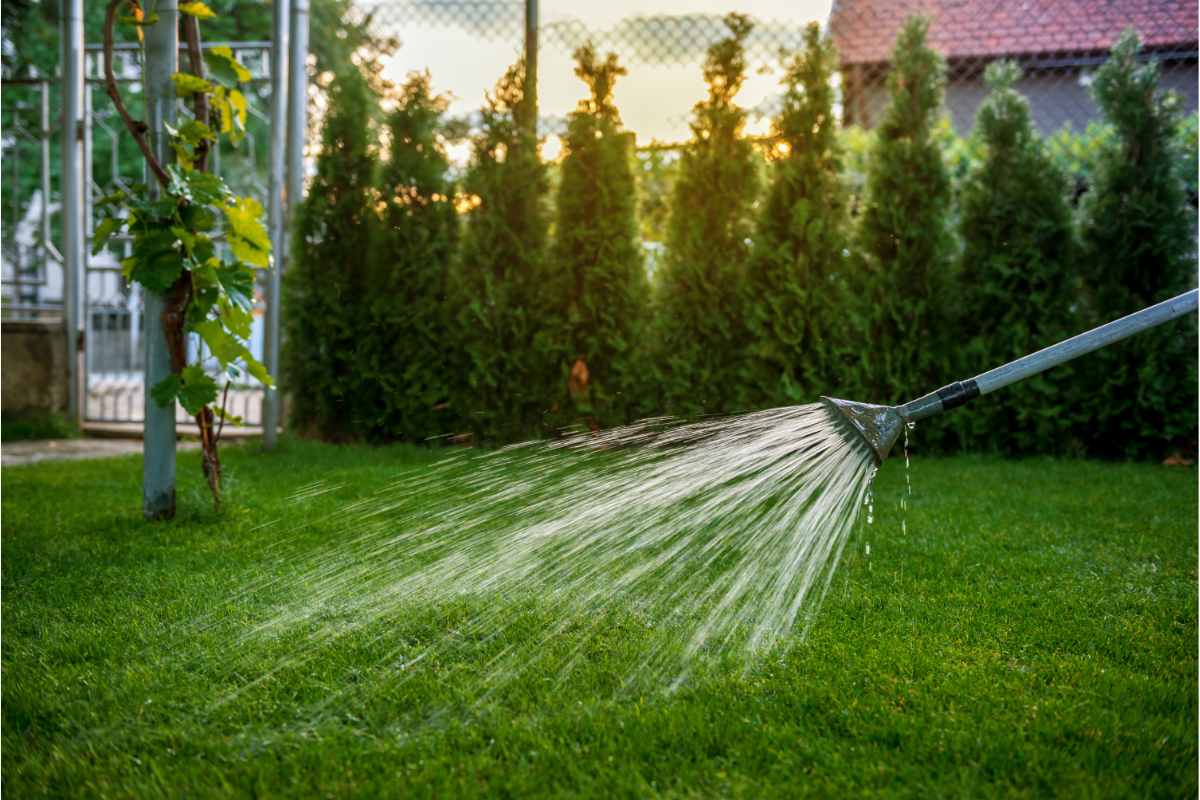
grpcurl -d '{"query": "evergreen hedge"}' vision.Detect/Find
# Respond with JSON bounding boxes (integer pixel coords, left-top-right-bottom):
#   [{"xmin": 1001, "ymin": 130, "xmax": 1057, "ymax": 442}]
[
  {"xmin": 742, "ymin": 22, "xmax": 852, "ymax": 408},
  {"xmin": 1076, "ymin": 30, "xmax": 1198, "ymax": 459},
  {"xmin": 655, "ymin": 14, "xmax": 760, "ymax": 417},
  {"xmin": 446, "ymin": 61, "xmax": 556, "ymax": 443},
  {"xmin": 360, "ymin": 73, "xmax": 459, "ymax": 441},
  {"xmin": 549, "ymin": 45, "xmax": 648, "ymax": 429},
  {"xmin": 853, "ymin": 17, "xmax": 958, "ymax": 444},
  {"xmin": 955, "ymin": 62, "xmax": 1080, "ymax": 455},
  {"xmin": 283, "ymin": 67, "xmax": 381, "ymax": 439}
]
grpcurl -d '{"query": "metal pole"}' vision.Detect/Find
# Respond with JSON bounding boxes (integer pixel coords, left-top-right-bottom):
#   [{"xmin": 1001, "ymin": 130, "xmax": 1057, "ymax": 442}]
[
  {"xmin": 524, "ymin": 0, "xmax": 538, "ymax": 138},
  {"xmin": 143, "ymin": 0, "xmax": 179, "ymax": 520},
  {"xmin": 60, "ymin": 0, "xmax": 84, "ymax": 425},
  {"xmin": 40, "ymin": 82, "xmax": 51, "ymax": 308},
  {"xmin": 262, "ymin": 0, "xmax": 290, "ymax": 449}
]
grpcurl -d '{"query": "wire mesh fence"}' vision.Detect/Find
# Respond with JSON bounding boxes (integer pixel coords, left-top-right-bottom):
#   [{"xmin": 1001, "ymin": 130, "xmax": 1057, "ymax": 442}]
[{"xmin": 362, "ymin": 0, "xmax": 1197, "ymax": 147}]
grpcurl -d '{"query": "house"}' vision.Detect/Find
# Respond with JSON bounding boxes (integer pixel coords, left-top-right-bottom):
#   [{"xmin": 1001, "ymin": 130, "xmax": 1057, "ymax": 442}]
[{"xmin": 829, "ymin": 0, "xmax": 1199, "ymax": 133}]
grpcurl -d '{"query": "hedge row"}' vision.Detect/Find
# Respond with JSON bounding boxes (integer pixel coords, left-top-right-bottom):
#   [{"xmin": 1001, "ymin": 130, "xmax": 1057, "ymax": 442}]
[{"xmin": 284, "ymin": 17, "xmax": 1197, "ymax": 458}]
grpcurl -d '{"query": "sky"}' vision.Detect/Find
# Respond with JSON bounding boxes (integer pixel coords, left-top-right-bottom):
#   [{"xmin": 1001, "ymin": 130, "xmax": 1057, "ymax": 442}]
[{"xmin": 374, "ymin": 0, "xmax": 834, "ymax": 153}]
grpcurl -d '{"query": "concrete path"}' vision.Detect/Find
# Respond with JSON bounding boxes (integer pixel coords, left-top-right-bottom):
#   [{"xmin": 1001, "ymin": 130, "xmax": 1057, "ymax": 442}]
[{"xmin": 2, "ymin": 438, "xmax": 200, "ymax": 467}]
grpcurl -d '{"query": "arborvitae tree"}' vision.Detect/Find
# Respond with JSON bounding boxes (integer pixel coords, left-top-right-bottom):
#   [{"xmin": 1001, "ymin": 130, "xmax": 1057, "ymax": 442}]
[
  {"xmin": 956, "ymin": 62, "xmax": 1079, "ymax": 454},
  {"xmin": 446, "ymin": 60, "xmax": 555, "ymax": 443},
  {"xmin": 283, "ymin": 67, "xmax": 381, "ymax": 439},
  {"xmin": 550, "ymin": 44, "xmax": 647, "ymax": 429},
  {"xmin": 742, "ymin": 22, "xmax": 850, "ymax": 408},
  {"xmin": 655, "ymin": 13, "xmax": 760, "ymax": 417},
  {"xmin": 855, "ymin": 17, "xmax": 956, "ymax": 418},
  {"xmin": 359, "ymin": 73, "xmax": 459, "ymax": 441},
  {"xmin": 1077, "ymin": 30, "xmax": 1197, "ymax": 458}
]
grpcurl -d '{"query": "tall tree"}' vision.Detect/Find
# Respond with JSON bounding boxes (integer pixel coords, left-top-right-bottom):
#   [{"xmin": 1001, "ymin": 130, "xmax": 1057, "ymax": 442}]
[
  {"xmin": 956, "ymin": 61, "xmax": 1078, "ymax": 454},
  {"xmin": 654, "ymin": 13, "xmax": 760, "ymax": 417},
  {"xmin": 360, "ymin": 72, "xmax": 459, "ymax": 441},
  {"xmin": 855, "ymin": 16, "xmax": 956, "ymax": 420},
  {"xmin": 446, "ymin": 60, "xmax": 555, "ymax": 443},
  {"xmin": 282, "ymin": 66, "xmax": 381, "ymax": 439},
  {"xmin": 1077, "ymin": 30, "xmax": 1197, "ymax": 458},
  {"xmin": 742, "ymin": 22, "xmax": 850, "ymax": 408},
  {"xmin": 550, "ymin": 44, "xmax": 647, "ymax": 429}
]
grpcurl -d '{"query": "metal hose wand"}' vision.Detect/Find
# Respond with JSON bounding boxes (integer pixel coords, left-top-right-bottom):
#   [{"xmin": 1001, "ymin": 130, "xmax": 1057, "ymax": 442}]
[{"xmin": 824, "ymin": 289, "xmax": 1199, "ymax": 463}]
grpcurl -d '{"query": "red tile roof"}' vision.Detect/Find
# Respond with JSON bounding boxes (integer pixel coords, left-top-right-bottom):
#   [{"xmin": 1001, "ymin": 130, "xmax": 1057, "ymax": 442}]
[{"xmin": 829, "ymin": 0, "xmax": 1199, "ymax": 65}]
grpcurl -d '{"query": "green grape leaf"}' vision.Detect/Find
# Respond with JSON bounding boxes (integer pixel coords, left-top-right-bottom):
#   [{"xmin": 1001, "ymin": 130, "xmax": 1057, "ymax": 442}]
[
  {"xmin": 204, "ymin": 46, "xmax": 253, "ymax": 86},
  {"xmin": 218, "ymin": 295, "xmax": 254, "ymax": 339},
  {"xmin": 178, "ymin": 364, "xmax": 219, "ymax": 415},
  {"xmin": 194, "ymin": 319, "xmax": 243, "ymax": 367},
  {"xmin": 223, "ymin": 197, "xmax": 270, "ymax": 267},
  {"xmin": 176, "ymin": 118, "xmax": 216, "ymax": 145},
  {"xmin": 150, "ymin": 374, "xmax": 181, "ymax": 408},
  {"xmin": 213, "ymin": 405, "xmax": 244, "ymax": 426},
  {"xmin": 130, "ymin": 229, "xmax": 184, "ymax": 292},
  {"xmin": 171, "ymin": 72, "xmax": 212, "ymax": 97},
  {"xmin": 92, "ymin": 217, "xmax": 122, "ymax": 255},
  {"xmin": 185, "ymin": 170, "xmax": 230, "ymax": 205},
  {"xmin": 179, "ymin": 2, "xmax": 216, "ymax": 18},
  {"xmin": 216, "ymin": 262, "xmax": 256, "ymax": 311}
]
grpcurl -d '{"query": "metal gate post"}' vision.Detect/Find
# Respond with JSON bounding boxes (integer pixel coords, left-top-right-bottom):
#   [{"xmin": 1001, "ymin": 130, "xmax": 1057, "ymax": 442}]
[
  {"xmin": 262, "ymin": 0, "xmax": 290, "ymax": 450},
  {"xmin": 143, "ymin": 0, "xmax": 179, "ymax": 520},
  {"xmin": 525, "ymin": 0, "xmax": 538, "ymax": 137},
  {"xmin": 60, "ymin": 0, "xmax": 85, "ymax": 426}
]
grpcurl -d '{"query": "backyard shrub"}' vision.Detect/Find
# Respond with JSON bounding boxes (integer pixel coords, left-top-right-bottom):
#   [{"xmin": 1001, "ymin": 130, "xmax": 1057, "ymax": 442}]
[
  {"xmin": 853, "ymin": 16, "xmax": 957, "ymax": 443},
  {"xmin": 446, "ymin": 60, "xmax": 556, "ymax": 443},
  {"xmin": 358, "ymin": 73, "xmax": 459, "ymax": 441},
  {"xmin": 955, "ymin": 62, "xmax": 1080, "ymax": 454},
  {"xmin": 654, "ymin": 14, "xmax": 761, "ymax": 417},
  {"xmin": 1076, "ymin": 30, "xmax": 1198, "ymax": 459},
  {"xmin": 283, "ymin": 66, "xmax": 381, "ymax": 439},
  {"xmin": 549, "ymin": 44, "xmax": 648, "ymax": 429},
  {"xmin": 741, "ymin": 22, "xmax": 851, "ymax": 408}
]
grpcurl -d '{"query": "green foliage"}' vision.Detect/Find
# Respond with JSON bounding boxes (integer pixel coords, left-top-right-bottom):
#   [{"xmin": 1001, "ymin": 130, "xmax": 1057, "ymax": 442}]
[
  {"xmin": 955, "ymin": 62, "xmax": 1080, "ymax": 454},
  {"xmin": 741, "ymin": 23, "xmax": 850, "ymax": 407},
  {"xmin": 1076, "ymin": 30, "xmax": 1197, "ymax": 459},
  {"xmin": 655, "ymin": 14, "xmax": 760, "ymax": 416},
  {"xmin": 854, "ymin": 17, "xmax": 956, "ymax": 427},
  {"xmin": 446, "ymin": 61, "xmax": 556, "ymax": 443},
  {"xmin": 550, "ymin": 44, "xmax": 648, "ymax": 428},
  {"xmin": 359, "ymin": 73, "xmax": 459, "ymax": 441},
  {"xmin": 283, "ymin": 66, "xmax": 381, "ymax": 439},
  {"xmin": 93, "ymin": 53, "xmax": 270, "ymax": 419}
]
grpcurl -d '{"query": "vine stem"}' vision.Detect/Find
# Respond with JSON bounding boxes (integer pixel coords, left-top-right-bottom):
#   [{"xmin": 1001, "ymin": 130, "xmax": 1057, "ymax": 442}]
[{"xmin": 102, "ymin": 0, "xmax": 169, "ymax": 188}]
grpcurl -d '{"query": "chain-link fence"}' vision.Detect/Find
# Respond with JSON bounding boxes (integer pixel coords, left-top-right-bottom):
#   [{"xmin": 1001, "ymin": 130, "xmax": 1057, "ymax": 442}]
[{"xmin": 360, "ymin": 0, "xmax": 1196, "ymax": 147}]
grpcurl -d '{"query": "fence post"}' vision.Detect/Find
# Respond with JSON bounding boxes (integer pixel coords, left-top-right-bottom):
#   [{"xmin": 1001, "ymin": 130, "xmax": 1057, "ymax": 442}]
[
  {"xmin": 60, "ymin": 0, "xmax": 84, "ymax": 426},
  {"xmin": 525, "ymin": 0, "xmax": 538, "ymax": 137},
  {"xmin": 263, "ymin": 0, "xmax": 291, "ymax": 450},
  {"xmin": 143, "ymin": 0, "xmax": 178, "ymax": 520}
]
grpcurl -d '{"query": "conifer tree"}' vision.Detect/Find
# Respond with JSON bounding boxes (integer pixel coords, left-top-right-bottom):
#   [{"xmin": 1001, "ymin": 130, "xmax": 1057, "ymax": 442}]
[
  {"xmin": 361, "ymin": 73, "xmax": 460, "ymax": 441},
  {"xmin": 283, "ymin": 66, "xmax": 381, "ymax": 438},
  {"xmin": 855, "ymin": 17, "xmax": 955, "ymax": 413},
  {"xmin": 956, "ymin": 62, "xmax": 1078, "ymax": 454},
  {"xmin": 742, "ymin": 22, "xmax": 849, "ymax": 408},
  {"xmin": 446, "ymin": 61, "xmax": 555, "ymax": 442},
  {"xmin": 655, "ymin": 13, "xmax": 760, "ymax": 417},
  {"xmin": 1077, "ymin": 30, "xmax": 1197, "ymax": 458},
  {"xmin": 550, "ymin": 44, "xmax": 647, "ymax": 428}
]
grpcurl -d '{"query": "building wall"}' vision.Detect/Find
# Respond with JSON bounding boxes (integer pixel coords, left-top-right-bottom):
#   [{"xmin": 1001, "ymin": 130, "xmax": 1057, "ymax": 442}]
[
  {"xmin": 848, "ymin": 57, "xmax": 1198, "ymax": 135},
  {"xmin": 2, "ymin": 318, "xmax": 68, "ymax": 415}
]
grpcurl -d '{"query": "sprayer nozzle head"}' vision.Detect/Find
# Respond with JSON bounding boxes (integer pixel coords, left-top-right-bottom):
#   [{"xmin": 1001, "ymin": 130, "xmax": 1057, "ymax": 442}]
[{"xmin": 820, "ymin": 397, "xmax": 904, "ymax": 464}]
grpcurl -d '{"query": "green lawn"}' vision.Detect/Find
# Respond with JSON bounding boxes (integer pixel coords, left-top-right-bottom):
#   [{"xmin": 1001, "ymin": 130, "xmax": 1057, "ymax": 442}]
[{"xmin": 3, "ymin": 439, "xmax": 1196, "ymax": 798}]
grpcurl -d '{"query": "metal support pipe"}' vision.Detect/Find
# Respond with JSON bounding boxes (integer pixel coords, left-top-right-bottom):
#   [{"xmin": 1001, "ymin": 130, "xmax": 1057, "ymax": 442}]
[
  {"xmin": 276, "ymin": 0, "xmax": 309, "ymax": 443},
  {"xmin": 39, "ymin": 82, "xmax": 51, "ymax": 308},
  {"xmin": 262, "ymin": 0, "xmax": 290, "ymax": 449},
  {"xmin": 60, "ymin": 0, "xmax": 84, "ymax": 425},
  {"xmin": 524, "ymin": 0, "xmax": 538, "ymax": 137},
  {"xmin": 143, "ymin": 0, "xmax": 179, "ymax": 520}
]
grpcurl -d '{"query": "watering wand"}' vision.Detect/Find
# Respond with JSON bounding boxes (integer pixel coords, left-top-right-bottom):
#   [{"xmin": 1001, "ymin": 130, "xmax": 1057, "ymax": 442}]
[{"xmin": 823, "ymin": 288, "xmax": 1199, "ymax": 463}]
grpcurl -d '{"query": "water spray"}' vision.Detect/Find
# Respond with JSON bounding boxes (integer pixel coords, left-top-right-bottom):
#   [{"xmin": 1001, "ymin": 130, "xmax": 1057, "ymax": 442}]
[{"xmin": 825, "ymin": 289, "xmax": 1199, "ymax": 463}]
